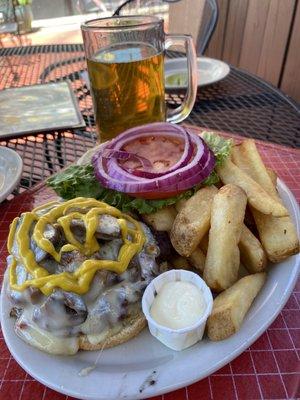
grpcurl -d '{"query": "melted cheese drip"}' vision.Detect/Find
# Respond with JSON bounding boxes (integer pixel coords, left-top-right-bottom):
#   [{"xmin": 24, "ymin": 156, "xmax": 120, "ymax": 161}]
[
  {"xmin": 15, "ymin": 310, "xmax": 79, "ymax": 355},
  {"xmin": 8, "ymin": 198, "xmax": 145, "ymax": 296}
]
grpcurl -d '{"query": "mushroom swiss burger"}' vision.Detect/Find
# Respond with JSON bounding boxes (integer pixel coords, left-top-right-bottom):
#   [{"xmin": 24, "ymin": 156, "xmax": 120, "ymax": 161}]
[
  {"xmin": 6, "ymin": 198, "xmax": 162, "ymax": 355},
  {"xmin": 6, "ymin": 123, "xmax": 232, "ymax": 355}
]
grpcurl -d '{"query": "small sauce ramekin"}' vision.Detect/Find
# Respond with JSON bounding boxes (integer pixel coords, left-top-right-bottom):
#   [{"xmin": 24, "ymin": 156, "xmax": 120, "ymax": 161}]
[{"xmin": 142, "ymin": 269, "xmax": 213, "ymax": 351}]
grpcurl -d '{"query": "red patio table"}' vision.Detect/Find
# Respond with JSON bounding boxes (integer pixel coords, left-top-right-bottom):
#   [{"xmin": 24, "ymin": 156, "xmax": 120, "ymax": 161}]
[{"xmin": 0, "ymin": 44, "xmax": 299, "ymax": 400}]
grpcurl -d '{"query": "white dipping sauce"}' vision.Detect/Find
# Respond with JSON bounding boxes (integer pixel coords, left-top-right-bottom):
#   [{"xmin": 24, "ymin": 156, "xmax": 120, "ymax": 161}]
[{"xmin": 150, "ymin": 281, "xmax": 206, "ymax": 330}]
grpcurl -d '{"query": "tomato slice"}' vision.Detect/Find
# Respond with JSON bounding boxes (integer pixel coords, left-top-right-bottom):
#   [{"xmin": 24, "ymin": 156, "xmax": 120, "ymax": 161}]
[{"xmin": 130, "ymin": 190, "xmax": 183, "ymax": 200}]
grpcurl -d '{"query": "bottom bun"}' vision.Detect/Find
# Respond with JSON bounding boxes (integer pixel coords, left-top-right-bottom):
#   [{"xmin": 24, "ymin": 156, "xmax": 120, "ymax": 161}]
[{"xmin": 79, "ymin": 312, "xmax": 146, "ymax": 351}]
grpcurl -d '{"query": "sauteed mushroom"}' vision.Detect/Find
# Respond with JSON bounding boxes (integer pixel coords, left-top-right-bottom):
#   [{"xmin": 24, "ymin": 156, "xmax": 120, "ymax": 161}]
[
  {"xmin": 7, "ymin": 262, "xmax": 43, "ymax": 305},
  {"xmin": 137, "ymin": 251, "xmax": 159, "ymax": 282},
  {"xmin": 94, "ymin": 238, "xmax": 123, "ymax": 261},
  {"xmin": 69, "ymin": 214, "xmax": 121, "ymax": 242},
  {"xmin": 33, "ymin": 290, "xmax": 87, "ymax": 331},
  {"xmin": 31, "ymin": 223, "xmax": 63, "ymax": 263},
  {"xmin": 58, "ymin": 250, "xmax": 87, "ymax": 273},
  {"xmin": 86, "ymin": 281, "xmax": 144, "ymax": 330}
]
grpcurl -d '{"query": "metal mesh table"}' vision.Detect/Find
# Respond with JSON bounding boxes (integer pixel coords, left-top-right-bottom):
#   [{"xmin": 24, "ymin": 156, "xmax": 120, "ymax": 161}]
[{"xmin": 0, "ymin": 44, "xmax": 299, "ymax": 194}]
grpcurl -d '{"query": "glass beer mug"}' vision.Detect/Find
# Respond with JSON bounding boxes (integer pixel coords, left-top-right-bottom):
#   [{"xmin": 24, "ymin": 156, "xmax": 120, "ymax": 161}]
[{"xmin": 81, "ymin": 15, "xmax": 197, "ymax": 142}]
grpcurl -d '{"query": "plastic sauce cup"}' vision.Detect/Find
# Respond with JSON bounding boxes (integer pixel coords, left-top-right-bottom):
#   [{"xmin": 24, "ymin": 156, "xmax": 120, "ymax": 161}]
[{"xmin": 142, "ymin": 269, "xmax": 213, "ymax": 351}]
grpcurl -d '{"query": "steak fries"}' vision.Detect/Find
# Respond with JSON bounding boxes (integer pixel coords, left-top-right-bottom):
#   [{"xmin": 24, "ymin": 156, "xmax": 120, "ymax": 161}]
[
  {"xmin": 239, "ymin": 225, "xmax": 267, "ymax": 273},
  {"xmin": 207, "ymin": 273, "xmax": 267, "ymax": 341},
  {"xmin": 170, "ymin": 186, "xmax": 218, "ymax": 257},
  {"xmin": 143, "ymin": 137, "xmax": 299, "ymax": 341},
  {"xmin": 203, "ymin": 184, "xmax": 247, "ymax": 291},
  {"xmin": 217, "ymin": 159, "xmax": 288, "ymax": 217},
  {"xmin": 232, "ymin": 139, "xmax": 299, "ymax": 262}
]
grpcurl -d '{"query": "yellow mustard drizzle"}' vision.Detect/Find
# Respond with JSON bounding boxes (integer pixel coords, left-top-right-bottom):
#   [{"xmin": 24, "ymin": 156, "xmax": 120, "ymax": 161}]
[
  {"xmin": 7, "ymin": 217, "xmax": 19, "ymax": 253},
  {"xmin": 8, "ymin": 198, "xmax": 145, "ymax": 296}
]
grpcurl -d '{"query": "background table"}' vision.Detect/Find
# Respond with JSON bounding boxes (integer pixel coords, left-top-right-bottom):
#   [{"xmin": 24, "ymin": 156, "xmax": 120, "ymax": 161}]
[
  {"xmin": 0, "ymin": 44, "xmax": 299, "ymax": 400},
  {"xmin": 0, "ymin": 44, "xmax": 299, "ymax": 194}
]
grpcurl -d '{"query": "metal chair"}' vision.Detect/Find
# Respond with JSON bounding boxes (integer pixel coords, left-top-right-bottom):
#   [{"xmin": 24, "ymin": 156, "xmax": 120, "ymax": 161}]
[{"xmin": 113, "ymin": 0, "xmax": 218, "ymax": 55}]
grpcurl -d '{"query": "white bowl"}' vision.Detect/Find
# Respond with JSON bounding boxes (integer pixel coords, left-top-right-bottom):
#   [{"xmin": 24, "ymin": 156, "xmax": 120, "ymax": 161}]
[{"xmin": 142, "ymin": 269, "xmax": 213, "ymax": 351}]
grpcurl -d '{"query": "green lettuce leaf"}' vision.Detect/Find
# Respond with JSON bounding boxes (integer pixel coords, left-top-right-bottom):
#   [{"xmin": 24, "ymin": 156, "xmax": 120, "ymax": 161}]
[
  {"xmin": 201, "ymin": 131, "xmax": 233, "ymax": 166},
  {"xmin": 47, "ymin": 164, "xmax": 194, "ymax": 214},
  {"xmin": 47, "ymin": 165, "xmax": 103, "ymax": 200},
  {"xmin": 202, "ymin": 170, "xmax": 220, "ymax": 186},
  {"xmin": 200, "ymin": 131, "xmax": 233, "ymax": 185},
  {"xmin": 47, "ymin": 132, "xmax": 232, "ymax": 213}
]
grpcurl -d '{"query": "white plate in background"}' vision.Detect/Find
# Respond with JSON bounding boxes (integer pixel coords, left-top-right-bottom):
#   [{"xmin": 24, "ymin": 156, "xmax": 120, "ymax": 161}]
[
  {"xmin": 165, "ymin": 57, "xmax": 230, "ymax": 89},
  {"xmin": 1, "ymin": 179, "xmax": 299, "ymax": 400},
  {"xmin": 0, "ymin": 147, "xmax": 23, "ymax": 203}
]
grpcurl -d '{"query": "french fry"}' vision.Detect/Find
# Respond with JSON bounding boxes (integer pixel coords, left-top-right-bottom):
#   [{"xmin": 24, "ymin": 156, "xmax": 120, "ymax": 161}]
[
  {"xmin": 170, "ymin": 186, "xmax": 218, "ymax": 257},
  {"xmin": 232, "ymin": 141, "xmax": 276, "ymax": 197},
  {"xmin": 203, "ymin": 184, "xmax": 247, "ymax": 291},
  {"xmin": 207, "ymin": 272, "xmax": 266, "ymax": 341},
  {"xmin": 252, "ymin": 213, "xmax": 299, "ymax": 262},
  {"xmin": 239, "ymin": 225, "xmax": 267, "ymax": 273},
  {"xmin": 232, "ymin": 140, "xmax": 299, "ymax": 262},
  {"xmin": 267, "ymin": 168, "xmax": 277, "ymax": 187},
  {"xmin": 231, "ymin": 145, "xmax": 253, "ymax": 183},
  {"xmin": 188, "ymin": 247, "xmax": 206, "ymax": 273},
  {"xmin": 142, "ymin": 206, "xmax": 177, "ymax": 232},
  {"xmin": 216, "ymin": 158, "xmax": 288, "ymax": 217}
]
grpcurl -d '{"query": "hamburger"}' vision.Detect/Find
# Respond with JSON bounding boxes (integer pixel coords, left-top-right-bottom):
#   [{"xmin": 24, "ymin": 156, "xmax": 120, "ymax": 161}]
[
  {"xmin": 7, "ymin": 123, "xmax": 232, "ymax": 355},
  {"xmin": 6, "ymin": 198, "xmax": 162, "ymax": 355}
]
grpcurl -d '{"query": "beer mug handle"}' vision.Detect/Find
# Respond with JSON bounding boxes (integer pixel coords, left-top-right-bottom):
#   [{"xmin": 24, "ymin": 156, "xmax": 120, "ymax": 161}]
[{"xmin": 165, "ymin": 34, "xmax": 197, "ymax": 124}]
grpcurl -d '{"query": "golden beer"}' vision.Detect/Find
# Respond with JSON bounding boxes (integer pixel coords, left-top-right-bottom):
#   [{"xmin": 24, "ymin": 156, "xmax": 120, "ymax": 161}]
[{"xmin": 87, "ymin": 42, "xmax": 165, "ymax": 142}]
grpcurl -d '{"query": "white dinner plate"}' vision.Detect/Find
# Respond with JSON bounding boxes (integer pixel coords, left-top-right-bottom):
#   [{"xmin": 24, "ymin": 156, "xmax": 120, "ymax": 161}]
[
  {"xmin": 165, "ymin": 57, "xmax": 230, "ymax": 89},
  {"xmin": 1, "ymin": 180, "xmax": 299, "ymax": 400},
  {"xmin": 0, "ymin": 147, "xmax": 23, "ymax": 203}
]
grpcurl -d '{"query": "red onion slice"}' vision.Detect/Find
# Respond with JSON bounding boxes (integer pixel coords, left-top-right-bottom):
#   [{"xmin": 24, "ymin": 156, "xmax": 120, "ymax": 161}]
[
  {"xmin": 132, "ymin": 149, "xmax": 215, "ymax": 194},
  {"xmin": 109, "ymin": 123, "xmax": 193, "ymax": 178},
  {"xmin": 92, "ymin": 123, "xmax": 215, "ymax": 198},
  {"xmin": 108, "ymin": 129, "xmax": 207, "ymax": 181},
  {"xmin": 122, "ymin": 131, "xmax": 193, "ymax": 179},
  {"xmin": 95, "ymin": 123, "xmax": 195, "ymax": 183},
  {"xmin": 102, "ymin": 149, "xmax": 153, "ymax": 170},
  {"xmin": 95, "ymin": 132, "xmax": 208, "ymax": 189}
]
